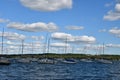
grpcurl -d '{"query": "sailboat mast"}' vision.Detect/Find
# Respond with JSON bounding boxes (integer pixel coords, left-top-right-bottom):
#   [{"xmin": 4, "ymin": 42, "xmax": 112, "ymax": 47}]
[
  {"xmin": 43, "ymin": 33, "xmax": 48, "ymax": 53},
  {"xmin": 65, "ymin": 36, "xmax": 68, "ymax": 54},
  {"xmin": 1, "ymin": 27, "xmax": 4, "ymax": 54},
  {"xmin": 47, "ymin": 37, "xmax": 51, "ymax": 53},
  {"xmin": 21, "ymin": 39, "xmax": 24, "ymax": 54},
  {"xmin": 31, "ymin": 42, "xmax": 33, "ymax": 54},
  {"xmin": 103, "ymin": 43, "xmax": 104, "ymax": 55}
]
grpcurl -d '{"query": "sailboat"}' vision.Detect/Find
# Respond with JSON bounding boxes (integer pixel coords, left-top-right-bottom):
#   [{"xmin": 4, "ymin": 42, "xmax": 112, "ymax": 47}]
[
  {"xmin": 37, "ymin": 35, "xmax": 57, "ymax": 64},
  {"xmin": 96, "ymin": 43, "xmax": 112, "ymax": 64},
  {"xmin": 59, "ymin": 37, "xmax": 77, "ymax": 64},
  {"xmin": 80, "ymin": 58, "xmax": 93, "ymax": 63},
  {"xmin": 38, "ymin": 58, "xmax": 57, "ymax": 64},
  {"xmin": 0, "ymin": 27, "xmax": 11, "ymax": 65},
  {"xmin": 96, "ymin": 59, "xmax": 112, "ymax": 64},
  {"xmin": 61, "ymin": 58, "xmax": 77, "ymax": 64},
  {"xmin": 0, "ymin": 57, "xmax": 11, "ymax": 65},
  {"xmin": 17, "ymin": 40, "xmax": 31, "ymax": 63}
]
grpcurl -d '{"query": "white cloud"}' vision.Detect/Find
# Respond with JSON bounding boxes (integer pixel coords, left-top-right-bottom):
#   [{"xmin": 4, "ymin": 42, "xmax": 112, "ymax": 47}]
[
  {"xmin": 7, "ymin": 22, "xmax": 58, "ymax": 32},
  {"xmin": 75, "ymin": 36, "xmax": 96, "ymax": 43},
  {"xmin": 115, "ymin": 3, "xmax": 120, "ymax": 12},
  {"xmin": 65, "ymin": 26, "xmax": 84, "ymax": 30},
  {"xmin": 106, "ymin": 44, "xmax": 120, "ymax": 48},
  {"xmin": 51, "ymin": 32, "xmax": 72, "ymax": 40},
  {"xmin": 31, "ymin": 36, "xmax": 44, "ymax": 40},
  {"xmin": 0, "ymin": 41, "xmax": 14, "ymax": 45},
  {"xmin": 0, "ymin": 18, "xmax": 9, "ymax": 23},
  {"xmin": 5, "ymin": 41, "xmax": 15, "ymax": 45},
  {"xmin": 104, "ymin": 3, "xmax": 120, "ymax": 21},
  {"xmin": 50, "ymin": 42, "xmax": 70, "ymax": 47},
  {"xmin": 109, "ymin": 27, "xmax": 120, "ymax": 37},
  {"xmin": 24, "ymin": 42, "xmax": 42, "ymax": 48},
  {"xmin": 20, "ymin": 0, "xmax": 72, "ymax": 12},
  {"xmin": 0, "ymin": 41, "xmax": 44, "ymax": 54},
  {"xmin": 85, "ymin": 44, "xmax": 105, "ymax": 50},
  {"xmin": 51, "ymin": 32, "xmax": 96, "ymax": 43},
  {"xmin": 0, "ymin": 31, "xmax": 26, "ymax": 41}
]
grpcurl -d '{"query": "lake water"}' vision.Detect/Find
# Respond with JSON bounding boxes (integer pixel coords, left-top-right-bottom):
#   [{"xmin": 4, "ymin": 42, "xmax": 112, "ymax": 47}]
[{"xmin": 0, "ymin": 60, "xmax": 120, "ymax": 80}]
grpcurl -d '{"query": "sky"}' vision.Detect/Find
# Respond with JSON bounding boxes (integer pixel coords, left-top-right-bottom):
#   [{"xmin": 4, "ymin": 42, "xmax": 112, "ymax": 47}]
[{"xmin": 0, "ymin": 0, "xmax": 120, "ymax": 55}]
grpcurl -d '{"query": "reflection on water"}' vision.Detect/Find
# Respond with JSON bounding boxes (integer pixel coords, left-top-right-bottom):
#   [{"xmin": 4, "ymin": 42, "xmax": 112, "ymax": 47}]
[{"xmin": 0, "ymin": 61, "xmax": 120, "ymax": 80}]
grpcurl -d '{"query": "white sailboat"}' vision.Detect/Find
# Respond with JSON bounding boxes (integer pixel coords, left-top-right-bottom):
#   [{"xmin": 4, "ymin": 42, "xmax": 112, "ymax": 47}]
[
  {"xmin": 96, "ymin": 59, "xmax": 112, "ymax": 64},
  {"xmin": 17, "ymin": 58, "xmax": 31, "ymax": 63},
  {"xmin": 61, "ymin": 58, "xmax": 77, "ymax": 64},
  {"xmin": 80, "ymin": 59, "xmax": 93, "ymax": 63},
  {"xmin": 38, "ymin": 58, "xmax": 57, "ymax": 64},
  {"xmin": 96, "ymin": 43, "xmax": 112, "ymax": 64},
  {"xmin": 0, "ymin": 27, "xmax": 11, "ymax": 65}
]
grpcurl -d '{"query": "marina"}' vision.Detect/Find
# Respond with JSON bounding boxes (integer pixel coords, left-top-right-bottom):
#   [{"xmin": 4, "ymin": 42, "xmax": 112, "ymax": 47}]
[
  {"xmin": 0, "ymin": 0, "xmax": 120, "ymax": 79},
  {"xmin": 0, "ymin": 58, "xmax": 119, "ymax": 80}
]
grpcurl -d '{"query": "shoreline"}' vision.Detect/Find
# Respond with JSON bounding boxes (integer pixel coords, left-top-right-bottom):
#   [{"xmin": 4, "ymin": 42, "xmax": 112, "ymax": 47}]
[{"xmin": 1, "ymin": 53, "xmax": 120, "ymax": 60}]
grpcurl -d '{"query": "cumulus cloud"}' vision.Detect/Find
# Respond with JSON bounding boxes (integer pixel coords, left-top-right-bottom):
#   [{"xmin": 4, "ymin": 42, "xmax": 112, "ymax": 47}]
[
  {"xmin": 0, "ymin": 31, "xmax": 26, "ymax": 41},
  {"xmin": 2, "ymin": 41, "xmax": 44, "ymax": 54},
  {"xmin": 5, "ymin": 41, "xmax": 14, "ymax": 45},
  {"xmin": 0, "ymin": 41, "xmax": 14, "ymax": 45},
  {"xmin": 106, "ymin": 44, "xmax": 120, "ymax": 48},
  {"xmin": 51, "ymin": 32, "xmax": 96, "ymax": 43},
  {"xmin": 104, "ymin": 3, "xmax": 120, "ymax": 21},
  {"xmin": 31, "ymin": 36, "xmax": 44, "ymax": 40},
  {"xmin": 51, "ymin": 32, "xmax": 72, "ymax": 40},
  {"xmin": 0, "ymin": 18, "xmax": 9, "ymax": 23},
  {"xmin": 20, "ymin": 0, "xmax": 72, "ymax": 11},
  {"xmin": 109, "ymin": 27, "xmax": 120, "ymax": 37},
  {"xmin": 24, "ymin": 42, "xmax": 42, "ymax": 49},
  {"xmin": 84, "ymin": 44, "xmax": 106, "ymax": 50},
  {"xmin": 7, "ymin": 22, "xmax": 58, "ymax": 32},
  {"xmin": 115, "ymin": 3, "xmax": 120, "ymax": 12},
  {"xmin": 65, "ymin": 26, "xmax": 84, "ymax": 30},
  {"xmin": 75, "ymin": 36, "xmax": 96, "ymax": 43},
  {"xmin": 50, "ymin": 42, "xmax": 70, "ymax": 47}
]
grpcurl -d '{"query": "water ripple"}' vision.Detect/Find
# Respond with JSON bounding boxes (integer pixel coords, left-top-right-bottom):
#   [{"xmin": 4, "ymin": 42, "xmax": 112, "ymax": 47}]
[{"xmin": 0, "ymin": 61, "xmax": 120, "ymax": 80}]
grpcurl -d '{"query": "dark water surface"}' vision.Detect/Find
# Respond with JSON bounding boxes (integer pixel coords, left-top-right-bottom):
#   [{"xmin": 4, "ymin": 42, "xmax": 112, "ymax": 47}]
[{"xmin": 0, "ymin": 61, "xmax": 120, "ymax": 80}]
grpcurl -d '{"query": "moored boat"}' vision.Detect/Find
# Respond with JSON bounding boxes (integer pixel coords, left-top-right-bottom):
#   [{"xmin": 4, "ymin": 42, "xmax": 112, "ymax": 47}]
[
  {"xmin": 0, "ymin": 58, "xmax": 11, "ymax": 65},
  {"xmin": 96, "ymin": 59, "xmax": 112, "ymax": 64},
  {"xmin": 17, "ymin": 58, "xmax": 31, "ymax": 63},
  {"xmin": 61, "ymin": 59, "xmax": 77, "ymax": 64},
  {"xmin": 80, "ymin": 59, "xmax": 93, "ymax": 63},
  {"xmin": 38, "ymin": 58, "xmax": 57, "ymax": 64}
]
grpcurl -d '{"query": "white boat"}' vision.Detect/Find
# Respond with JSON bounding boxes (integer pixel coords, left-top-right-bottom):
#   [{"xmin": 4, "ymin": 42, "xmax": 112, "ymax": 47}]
[
  {"xmin": 61, "ymin": 59, "xmax": 77, "ymax": 64},
  {"xmin": 38, "ymin": 58, "xmax": 57, "ymax": 64},
  {"xmin": 96, "ymin": 43, "xmax": 112, "ymax": 64},
  {"xmin": 17, "ymin": 58, "xmax": 31, "ymax": 63},
  {"xmin": 0, "ymin": 28, "xmax": 10, "ymax": 65},
  {"xmin": 0, "ymin": 57, "xmax": 11, "ymax": 65},
  {"xmin": 80, "ymin": 59, "xmax": 93, "ymax": 63},
  {"xmin": 0, "ymin": 60, "xmax": 11, "ymax": 65},
  {"xmin": 96, "ymin": 59, "xmax": 112, "ymax": 64},
  {"xmin": 30, "ymin": 58, "xmax": 38, "ymax": 62}
]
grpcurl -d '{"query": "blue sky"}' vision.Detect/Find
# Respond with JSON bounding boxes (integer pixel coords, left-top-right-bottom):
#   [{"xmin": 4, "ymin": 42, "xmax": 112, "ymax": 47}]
[{"xmin": 0, "ymin": 0, "xmax": 120, "ymax": 54}]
